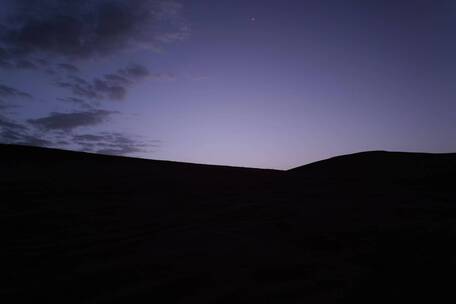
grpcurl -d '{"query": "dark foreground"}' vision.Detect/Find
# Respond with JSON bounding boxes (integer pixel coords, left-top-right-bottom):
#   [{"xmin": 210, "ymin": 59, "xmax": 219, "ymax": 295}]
[{"xmin": 2, "ymin": 144, "xmax": 456, "ymax": 303}]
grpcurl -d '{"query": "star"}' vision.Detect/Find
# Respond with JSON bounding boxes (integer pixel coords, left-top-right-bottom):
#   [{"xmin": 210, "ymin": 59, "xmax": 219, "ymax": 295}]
[{"xmin": 250, "ymin": 17, "xmax": 256, "ymax": 22}]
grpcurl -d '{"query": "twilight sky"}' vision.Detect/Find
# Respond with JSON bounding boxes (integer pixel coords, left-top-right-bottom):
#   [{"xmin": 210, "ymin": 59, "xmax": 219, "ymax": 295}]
[{"xmin": 1, "ymin": 0, "xmax": 455, "ymax": 169}]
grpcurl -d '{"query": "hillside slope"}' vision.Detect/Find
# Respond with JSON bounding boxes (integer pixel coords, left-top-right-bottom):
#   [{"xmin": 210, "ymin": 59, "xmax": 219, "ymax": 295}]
[{"xmin": 2, "ymin": 144, "xmax": 456, "ymax": 303}]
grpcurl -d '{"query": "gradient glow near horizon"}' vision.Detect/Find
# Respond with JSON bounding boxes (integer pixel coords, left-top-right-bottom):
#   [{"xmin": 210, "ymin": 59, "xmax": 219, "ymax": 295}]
[{"xmin": 0, "ymin": 0, "xmax": 455, "ymax": 169}]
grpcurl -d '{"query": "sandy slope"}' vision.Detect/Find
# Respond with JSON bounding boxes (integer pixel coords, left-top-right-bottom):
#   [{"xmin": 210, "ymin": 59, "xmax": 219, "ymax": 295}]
[{"xmin": 2, "ymin": 144, "xmax": 456, "ymax": 303}]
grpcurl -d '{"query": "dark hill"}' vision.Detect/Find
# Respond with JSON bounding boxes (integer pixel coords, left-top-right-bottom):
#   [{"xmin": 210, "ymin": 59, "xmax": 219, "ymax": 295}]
[
  {"xmin": 2, "ymin": 144, "xmax": 456, "ymax": 303},
  {"xmin": 289, "ymin": 150, "xmax": 456, "ymax": 180}
]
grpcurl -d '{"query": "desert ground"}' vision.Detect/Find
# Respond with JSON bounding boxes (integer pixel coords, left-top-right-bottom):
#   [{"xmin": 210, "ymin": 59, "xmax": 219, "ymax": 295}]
[{"xmin": 2, "ymin": 144, "xmax": 456, "ymax": 303}]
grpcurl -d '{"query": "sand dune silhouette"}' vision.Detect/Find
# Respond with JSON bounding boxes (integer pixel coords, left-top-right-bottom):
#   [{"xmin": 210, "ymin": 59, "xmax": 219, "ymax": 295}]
[{"xmin": 2, "ymin": 144, "xmax": 456, "ymax": 303}]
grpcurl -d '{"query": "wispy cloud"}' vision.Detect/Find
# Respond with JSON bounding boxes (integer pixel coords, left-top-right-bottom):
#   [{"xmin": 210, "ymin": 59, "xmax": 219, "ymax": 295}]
[
  {"xmin": 56, "ymin": 63, "xmax": 79, "ymax": 73},
  {"xmin": 1, "ymin": 114, "xmax": 158, "ymax": 156},
  {"xmin": 0, "ymin": 84, "xmax": 32, "ymax": 109},
  {"xmin": 55, "ymin": 63, "xmax": 152, "ymax": 102},
  {"xmin": 0, "ymin": 115, "xmax": 51, "ymax": 147},
  {"xmin": 0, "ymin": 0, "xmax": 189, "ymax": 62},
  {"xmin": 0, "ymin": 84, "xmax": 32, "ymax": 99},
  {"xmin": 73, "ymin": 132, "xmax": 159, "ymax": 155},
  {"xmin": 28, "ymin": 110, "xmax": 116, "ymax": 132}
]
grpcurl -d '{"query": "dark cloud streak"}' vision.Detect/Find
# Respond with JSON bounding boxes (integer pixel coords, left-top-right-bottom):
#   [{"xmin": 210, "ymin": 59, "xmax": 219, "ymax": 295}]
[
  {"xmin": 0, "ymin": 115, "xmax": 51, "ymax": 147},
  {"xmin": 57, "ymin": 63, "xmax": 79, "ymax": 73},
  {"xmin": 0, "ymin": 84, "xmax": 32, "ymax": 99},
  {"xmin": 56, "ymin": 97, "xmax": 96, "ymax": 109},
  {"xmin": 56, "ymin": 64, "xmax": 151, "ymax": 101},
  {"xmin": 0, "ymin": 84, "xmax": 32, "ymax": 109},
  {"xmin": 28, "ymin": 110, "xmax": 116, "ymax": 131},
  {"xmin": 1, "ymin": 114, "xmax": 156, "ymax": 156},
  {"xmin": 0, "ymin": 0, "xmax": 189, "ymax": 61},
  {"xmin": 73, "ymin": 132, "xmax": 157, "ymax": 156}
]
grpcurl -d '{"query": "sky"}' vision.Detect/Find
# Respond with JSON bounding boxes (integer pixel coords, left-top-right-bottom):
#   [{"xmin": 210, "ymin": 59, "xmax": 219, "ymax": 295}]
[{"xmin": 0, "ymin": 0, "xmax": 455, "ymax": 169}]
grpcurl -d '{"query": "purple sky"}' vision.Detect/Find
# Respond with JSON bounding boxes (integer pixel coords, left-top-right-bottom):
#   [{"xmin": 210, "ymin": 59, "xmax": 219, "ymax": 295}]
[{"xmin": 1, "ymin": 0, "xmax": 456, "ymax": 169}]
